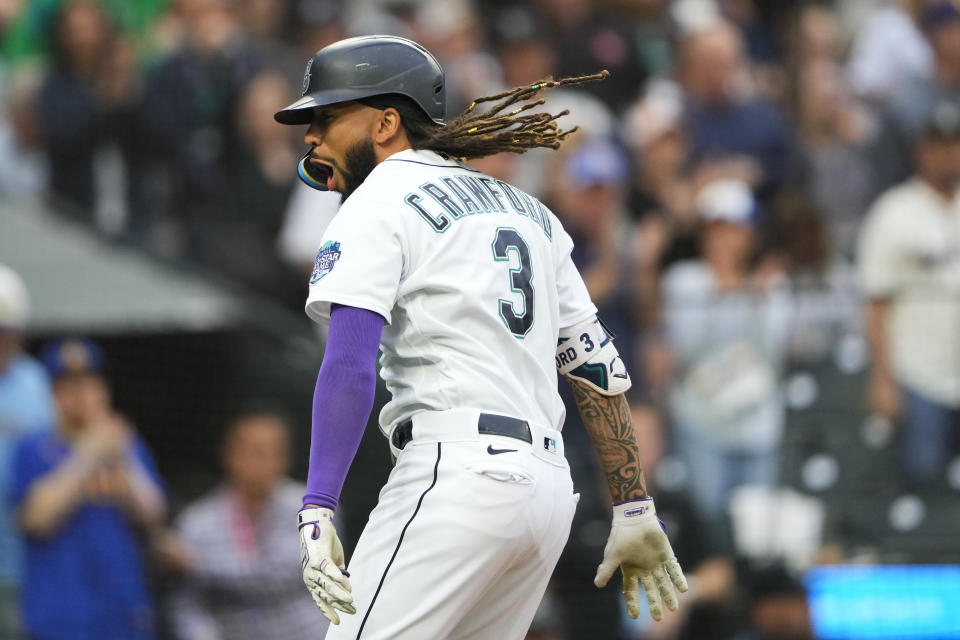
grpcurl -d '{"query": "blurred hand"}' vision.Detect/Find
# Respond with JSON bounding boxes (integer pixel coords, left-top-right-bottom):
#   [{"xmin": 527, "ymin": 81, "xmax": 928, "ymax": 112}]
[
  {"xmin": 75, "ymin": 413, "xmax": 131, "ymax": 464},
  {"xmin": 869, "ymin": 374, "xmax": 900, "ymax": 421},
  {"xmin": 152, "ymin": 530, "xmax": 196, "ymax": 574},
  {"xmin": 595, "ymin": 499, "xmax": 688, "ymax": 621},
  {"xmin": 634, "ymin": 218, "xmax": 669, "ymax": 270}
]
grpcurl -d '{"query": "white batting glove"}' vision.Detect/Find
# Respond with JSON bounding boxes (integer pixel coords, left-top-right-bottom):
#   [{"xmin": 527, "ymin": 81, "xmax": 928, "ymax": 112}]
[
  {"xmin": 594, "ymin": 498, "xmax": 688, "ymax": 621},
  {"xmin": 298, "ymin": 507, "xmax": 356, "ymax": 625}
]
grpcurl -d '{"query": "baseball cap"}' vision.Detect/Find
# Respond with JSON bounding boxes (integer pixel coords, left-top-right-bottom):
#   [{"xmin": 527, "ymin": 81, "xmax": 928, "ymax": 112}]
[
  {"xmin": 40, "ymin": 338, "xmax": 104, "ymax": 379},
  {"xmin": 0, "ymin": 264, "xmax": 30, "ymax": 331},
  {"xmin": 695, "ymin": 178, "xmax": 758, "ymax": 227},
  {"xmin": 921, "ymin": 100, "xmax": 960, "ymax": 140},
  {"xmin": 563, "ymin": 139, "xmax": 629, "ymax": 189}
]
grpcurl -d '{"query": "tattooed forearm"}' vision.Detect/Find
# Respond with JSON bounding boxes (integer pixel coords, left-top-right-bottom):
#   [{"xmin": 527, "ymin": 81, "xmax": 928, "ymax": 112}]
[{"xmin": 566, "ymin": 377, "xmax": 648, "ymax": 503}]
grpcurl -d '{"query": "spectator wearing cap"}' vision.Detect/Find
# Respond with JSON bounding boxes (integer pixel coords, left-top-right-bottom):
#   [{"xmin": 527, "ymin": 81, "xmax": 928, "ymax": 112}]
[
  {"xmin": 161, "ymin": 410, "xmax": 326, "ymax": 640},
  {"xmin": 0, "ymin": 265, "xmax": 54, "ymax": 639},
  {"xmin": 858, "ymin": 101, "xmax": 960, "ymax": 484},
  {"xmin": 9, "ymin": 339, "xmax": 166, "ymax": 640},
  {"xmin": 657, "ymin": 179, "xmax": 793, "ymax": 523}
]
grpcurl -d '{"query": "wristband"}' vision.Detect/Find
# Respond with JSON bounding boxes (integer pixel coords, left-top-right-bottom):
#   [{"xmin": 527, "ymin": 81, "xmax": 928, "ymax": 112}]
[{"xmin": 612, "ymin": 498, "xmax": 656, "ymax": 522}]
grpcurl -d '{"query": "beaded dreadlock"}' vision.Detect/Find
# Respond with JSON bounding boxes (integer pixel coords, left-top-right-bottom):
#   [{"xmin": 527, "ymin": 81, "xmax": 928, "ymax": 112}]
[{"xmin": 402, "ymin": 70, "xmax": 610, "ymax": 160}]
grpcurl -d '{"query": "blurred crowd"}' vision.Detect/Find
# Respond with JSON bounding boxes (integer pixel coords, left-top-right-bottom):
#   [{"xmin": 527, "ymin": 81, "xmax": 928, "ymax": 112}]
[
  {"xmin": 3, "ymin": 0, "xmax": 960, "ymax": 639},
  {"xmin": 0, "ymin": 271, "xmax": 327, "ymax": 640}
]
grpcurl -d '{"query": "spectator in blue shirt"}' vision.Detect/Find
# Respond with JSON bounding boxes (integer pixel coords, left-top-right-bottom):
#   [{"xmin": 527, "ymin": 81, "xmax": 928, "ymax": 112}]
[
  {"xmin": 678, "ymin": 20, "xmax": 793, "ymax": 194},
  {"xmin": 0, "ymin": 264, "xmax": 54, "ymax": 640},
  {"xmin": 9, "ymin": 338, "xmax": 166, "ymax": 640}
]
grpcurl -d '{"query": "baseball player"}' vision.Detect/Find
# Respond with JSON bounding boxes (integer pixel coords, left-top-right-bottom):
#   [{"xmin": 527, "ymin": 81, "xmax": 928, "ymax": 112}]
[{"xmin": 276, "ymin": 36, "xmax": 687, "ymax": 639}]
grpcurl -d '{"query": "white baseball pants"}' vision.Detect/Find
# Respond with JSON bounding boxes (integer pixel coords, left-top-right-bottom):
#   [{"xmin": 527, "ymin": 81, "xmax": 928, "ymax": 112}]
[{"xmin": 325, "ymin": 408, "xmax": 578, "ymax": 640}]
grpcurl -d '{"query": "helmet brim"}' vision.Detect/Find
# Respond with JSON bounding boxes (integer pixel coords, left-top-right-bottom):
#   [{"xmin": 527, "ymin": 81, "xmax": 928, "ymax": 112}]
[
  {"xmin": 274, "ymin": 95, "xmax": 319, "ymax": 125},
  {"xmin": 273, "ymin": 89, "xmax": 412, "ymax": 124},
  {"xmin": 275, "ymin": 89, "xmax": 446, "ymax": 126},
  {"xmin": 274, "ymin": 88, "xmax": 377, "ymax": 125}
]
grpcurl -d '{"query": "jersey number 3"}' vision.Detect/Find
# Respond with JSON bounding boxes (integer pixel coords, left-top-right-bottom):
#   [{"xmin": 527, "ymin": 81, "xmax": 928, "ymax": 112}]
[{"xmin": 492, "ymin": 227, "xmax": 534, "ymax": 338}]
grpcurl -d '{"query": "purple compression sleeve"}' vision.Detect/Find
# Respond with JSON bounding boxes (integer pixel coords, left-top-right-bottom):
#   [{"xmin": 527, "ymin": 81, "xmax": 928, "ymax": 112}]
[{"xmin": 303, "ymin": 304, "xmax": 384, "ymax": 510}]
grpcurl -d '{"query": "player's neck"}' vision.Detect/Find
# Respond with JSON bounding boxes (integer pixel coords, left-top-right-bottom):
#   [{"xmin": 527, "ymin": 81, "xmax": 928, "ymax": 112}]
[{"xmin": 374, "ymin": 133, "xmax": 413, "ymax": 164}]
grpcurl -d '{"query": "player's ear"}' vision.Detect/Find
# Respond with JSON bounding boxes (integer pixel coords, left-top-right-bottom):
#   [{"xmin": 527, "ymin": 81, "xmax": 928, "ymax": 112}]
[{"xmin": 373, "ymin": 107, "xmax": 402, "ymax": 144}]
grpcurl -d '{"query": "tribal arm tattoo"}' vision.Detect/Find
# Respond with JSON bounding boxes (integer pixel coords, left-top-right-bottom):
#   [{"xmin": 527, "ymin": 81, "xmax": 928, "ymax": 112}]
[{"xmin": 566, "ymin": 377, "xmax": 649, "ymax": 503}]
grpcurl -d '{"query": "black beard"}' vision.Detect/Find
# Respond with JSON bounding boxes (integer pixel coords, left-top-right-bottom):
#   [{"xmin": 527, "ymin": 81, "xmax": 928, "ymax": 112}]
[{"xmin": 339, "ymin": 138, "xmax": 379, "ymax": 203}]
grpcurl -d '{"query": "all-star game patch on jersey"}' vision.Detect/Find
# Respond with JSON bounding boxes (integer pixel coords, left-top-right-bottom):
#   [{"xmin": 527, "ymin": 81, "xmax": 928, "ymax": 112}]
[
  {"xmin": 310, "ymin": 241, "xmax": 342, "ymax": 284},
  {"xmin": 304, "ymin": 148, "xmax": 597, "ymax": 436}
]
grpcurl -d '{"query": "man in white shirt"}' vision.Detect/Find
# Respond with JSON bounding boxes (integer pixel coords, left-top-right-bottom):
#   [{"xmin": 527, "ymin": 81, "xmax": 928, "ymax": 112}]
[{"xmin": 858, "ymin": 100, "xmax": 960, "ymax": 483}]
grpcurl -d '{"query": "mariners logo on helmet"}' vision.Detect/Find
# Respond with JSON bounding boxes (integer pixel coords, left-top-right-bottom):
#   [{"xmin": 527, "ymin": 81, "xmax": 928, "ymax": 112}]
[{"xmin": 301, "ymin": 59, "xmax": 313, "ymax": 96}]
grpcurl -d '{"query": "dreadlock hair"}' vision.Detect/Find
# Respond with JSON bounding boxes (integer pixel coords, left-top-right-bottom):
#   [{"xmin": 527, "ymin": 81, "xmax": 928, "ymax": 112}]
[{"xmin": 400, "ymin": 70, "xmax": 609, "ymax": 160}]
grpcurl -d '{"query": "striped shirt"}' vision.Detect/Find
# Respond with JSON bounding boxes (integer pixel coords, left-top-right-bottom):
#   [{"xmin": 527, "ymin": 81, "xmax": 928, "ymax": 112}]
[{"xmin": 168, "ymin": 480, "xmax": 328, "ymax": 640}]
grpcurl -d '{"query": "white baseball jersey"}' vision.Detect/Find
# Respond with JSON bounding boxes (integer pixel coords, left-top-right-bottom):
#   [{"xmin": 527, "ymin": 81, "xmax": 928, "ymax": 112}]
[{"xmin": 305, "ymin": 148, "xmax": 597, "ymax": 434}]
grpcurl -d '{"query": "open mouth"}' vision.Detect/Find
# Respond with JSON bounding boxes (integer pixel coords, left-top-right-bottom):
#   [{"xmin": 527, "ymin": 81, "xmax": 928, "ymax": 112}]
[{"xmin": 297, "ymin": 150, "xmax": 335, "ymax": 191}]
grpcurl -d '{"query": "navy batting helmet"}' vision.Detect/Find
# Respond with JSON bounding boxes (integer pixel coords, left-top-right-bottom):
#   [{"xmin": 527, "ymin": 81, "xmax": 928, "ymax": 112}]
[{"xmin": 274, "ymin": 35, "xmax": 446, "ymax": 126}]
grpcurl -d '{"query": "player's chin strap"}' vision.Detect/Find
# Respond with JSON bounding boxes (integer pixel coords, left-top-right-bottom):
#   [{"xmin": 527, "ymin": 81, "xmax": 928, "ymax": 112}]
[
  {"xmin": 298, "ymin": 148, "xmax": 330, "ymax": 191},
  {"xmin": 556, "ymin": 316, "xmax": 632, "ymax": 396}
]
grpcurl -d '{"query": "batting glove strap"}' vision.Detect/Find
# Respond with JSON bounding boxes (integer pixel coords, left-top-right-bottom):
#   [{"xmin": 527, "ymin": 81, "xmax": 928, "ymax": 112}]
[
  {"xmin": 298, "ymin": 506, "xmax": 335, "ymax": 535},
  {"xmin": 612, "ymin": 498, "xmax": 658, "ymax": 524}
]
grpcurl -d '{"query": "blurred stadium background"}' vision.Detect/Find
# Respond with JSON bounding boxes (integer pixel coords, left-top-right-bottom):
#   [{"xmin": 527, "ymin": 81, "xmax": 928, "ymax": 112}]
[{"xmin": 2, "ymin": 0, "xmax": 960, "ymax": 638}]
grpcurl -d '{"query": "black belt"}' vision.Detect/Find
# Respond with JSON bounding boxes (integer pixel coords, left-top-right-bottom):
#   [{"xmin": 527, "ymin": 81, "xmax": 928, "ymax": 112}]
[{"xmin": 391, "ymin": 413, "xmax": 532, "ymax": 451}]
